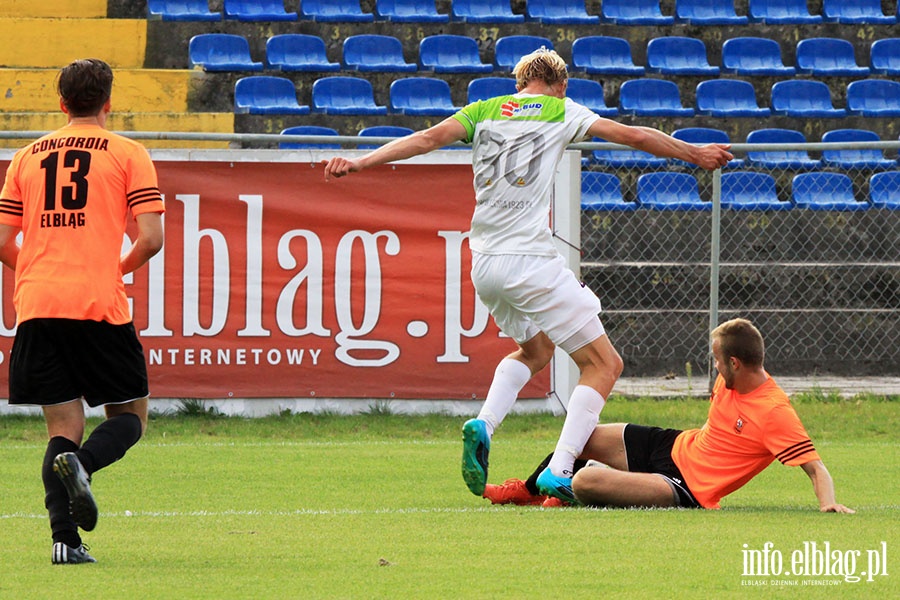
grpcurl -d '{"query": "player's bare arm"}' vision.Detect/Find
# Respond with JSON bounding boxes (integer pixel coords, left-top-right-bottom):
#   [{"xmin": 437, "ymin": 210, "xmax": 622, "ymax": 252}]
[
  {"xmin": 0, "ymin": 223, "xmax": 20, "ymax": 270},
  {"xmin": 120, "ymin": 212, "xmax": 163, "ymax": 275},
  {"xmin": 587, "ymin": 118, "xmax": 732, "ymax": 170},
  {"xmin": 323, "ymin": 117, "xmax": 468, "ymax": 181},
  {"xmin": 801, "ymin": 459, "xmax": 855, "ymax": 513}
]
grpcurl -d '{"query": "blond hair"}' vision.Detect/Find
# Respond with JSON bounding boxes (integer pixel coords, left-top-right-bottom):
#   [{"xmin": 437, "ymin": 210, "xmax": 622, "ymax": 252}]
[{"xmin": 512, "ymin": 47, "xmax": 568, "ymax": 90}]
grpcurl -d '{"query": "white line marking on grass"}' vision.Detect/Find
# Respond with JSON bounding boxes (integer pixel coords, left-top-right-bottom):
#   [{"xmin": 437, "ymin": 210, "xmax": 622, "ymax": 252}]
[
  {"xmin": 148, "ymin": 440, "xmax": 458, "ymax": 449},
  {"xmin": 4, "ymin": 504, "xmax": 899, "ymax": 522},
  {"xmin": 2, "ymin": 440, "xmax": 894, "ymax": 451},
  {"xmin": 0, "ymin": 439, "xmax": 459, "ymax": 451},
  {"xmin": 0, "ymin": 506, "xmax": 508, "ymax": 521}
]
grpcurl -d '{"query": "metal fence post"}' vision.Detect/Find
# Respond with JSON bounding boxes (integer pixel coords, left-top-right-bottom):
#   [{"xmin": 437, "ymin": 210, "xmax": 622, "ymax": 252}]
[{"xmin": 708, "ymin": 167, "xmax": 722, "ymax": 394}]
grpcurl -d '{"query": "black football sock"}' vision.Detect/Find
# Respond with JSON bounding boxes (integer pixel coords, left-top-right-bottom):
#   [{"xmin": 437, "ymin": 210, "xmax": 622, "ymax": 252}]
[
  {"xmin": 525, "ymin": 453, "xmax": 554, "ymax": 495},
  {"xmin": 77, "ymin": 413, "xmax": 143, "ymax": 474},
  {"xmin": 44, "ymin": 436, "xmax": 81, "ymax": 547},
  {"xmin": 525, "ymin": 453, "xmax": 589, "ymax": 495}
]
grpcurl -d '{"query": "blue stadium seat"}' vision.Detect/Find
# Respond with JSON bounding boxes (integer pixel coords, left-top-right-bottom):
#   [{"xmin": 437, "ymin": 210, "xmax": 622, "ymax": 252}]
[
  {"xmin": 358, "ymin": 126, "xmax": 414, "ymax": 149},
  {"xmin": 451, "ymin": 0, "xmax": 524, "ymax": 23},
  {"xmin": 279, "ymin": 126, "xmax": 340, "ymax": 150},
  {"xmin": 869, "ymin": 172, "xmax": 900, "ymax": 208},
  {"xmin": 567, "ymin": 78, "xmax": 617, "ymax": 117},
  {"xmin": 600, "ymin": 0, "xmax": 674, "ymax": 25},
  {"xmin": 721, "ymin": 37, "xmax": 795, "ymax": 76},
  {"xmin": 637, "ymin": 172, "xmax": 709, "ymax": 210},
  {"xmin": 792, "ymin": 173, "xmax": 866, "ymax": 211},
  {"xmin": 671, "ymin": 127, "xmax": 744, "ymax": 169},
  {"xmin": 342, "ymin": 35, "xmax": 416, "ymax": 72},
  {"xmin": 796, "ymin": 38, "xmax": 869, "ymax": 77},
  {"xmin": 590, "ymin": 138, "xmax": 667, "ymax": 169},
  {"xmin": 675, "ymin": 0, "xmax": 748, "ymax": 25},
  {"xmin": 526, "ymin": 0, "xmax": 599, "ymax": 24},
  {"xmin": 147, "ymin": 0, "xmax": 221, "ymax": 21},
  {"xmin": 234, "ymin": 76, "xmax": 309, "ymax": 114},
  {"xmin": 821, "ymin": 129, "xmax": 896, "ymax": 170},
  {"xmin": 646, "ymin": 37, "xmax": 719, "ymax": 76},
  {"xmin": 619, "ymin": 79, "xmax": 694, "ymax": 117},
  {"xmin": 571, "ymin": 36, "xmax": 644, "ymax": 76},
  {"xmin": 870, "ymin": 39, "xmax": 900, "ymax": 76},
  {"xmin": 747, "ymin": 0, "xmax": 822, "ymax": 24},
  {"xmin": 223, "ymin": 0, "xmax": 296, "ymax": 21},
  {"xmin": 467, "ymin": 77, "xmax": 517, "ymax": 103},
  {"xmin": 419, "ymin": 35, "xmax": 492, "ymax": 73},
  {"xmin": 299, "ymin": 0, "xmax": 374, "ymax": 22},
  {"xmin": 721, "ymin": 172, "xmax": 789, "ymax": 211},
  {"xmin": 266, "ymin": 34, "xmax": 340, "ymax": 72},
  {"xmin": 581, "ymin": 172, "xmax": 634, "ymax": 211},
  {"xmin": 771, "ymin": 80, "xmax": 847, "ymax": 118},
  {"xmin": 822, "ymin": 0, "xmax": 895, "ymax": 24},
  {"xmin": 494, "ymin": 36, "xmax": 553, "ymax": 71},
  {"xmin": 311, "ymin": 76, "xmax": 388, "ymax": 115},
  {"xmin": 390, "ymin": 78, "xmax": 460, "ymax": 116},
  {"xmin": 846, "ymin": 80, "xmax": 900, "ymax": 117},
  {"xmin": 672, "ymin": 127, "xmax": 730, "ymax": 145},
  {"xmin": 189, "ymin": 34, "xmax": 262, "ymax": 71},
  {"xmin": 746, "ymin": 128, "xmax": 821, "ymax": 170},
  {"xmin": 695, "ymin": 79, "xmax": 771, "ymax": 118},
  {"xmin": 375, "ymin": 0, "xmax": 448, "ymax": 22}
]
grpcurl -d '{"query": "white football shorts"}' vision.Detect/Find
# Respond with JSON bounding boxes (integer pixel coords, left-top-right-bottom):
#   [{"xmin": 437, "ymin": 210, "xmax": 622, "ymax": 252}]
[{"xmin": 471, "ymin": 251, "xmax": 605, "ymax": 352}]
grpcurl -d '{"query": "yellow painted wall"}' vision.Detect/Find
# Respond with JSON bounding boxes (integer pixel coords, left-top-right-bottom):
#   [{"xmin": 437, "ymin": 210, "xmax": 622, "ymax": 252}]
[
  {"xmin": 0, "ymin": 18, "xmax": 145, "ymax": 68},
  {"xmin": 0, "ymin": 11, "xmax": 235, "ymax": 149},
  {"xmin": 0, "ymin": 0, "xmax": 107, "ymax": 18},
  {"xmin": 0, "ymin": 112, "xmax": 234, "ymax": 149},
  {"xmin": 0, "ymin": 69, "xmax": 203, "ymax": 113}
]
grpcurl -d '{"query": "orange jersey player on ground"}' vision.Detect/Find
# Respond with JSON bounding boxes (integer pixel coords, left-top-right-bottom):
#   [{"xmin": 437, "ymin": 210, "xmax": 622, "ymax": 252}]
[
  {"xmin": 0, "ymin": 58, "xmax": 165, "ymax": 564},
  {"xmin": 483, "ymin": 318, "xmax": 854, "ymax": 513},
  {"xmin": 669, "ymin": 372, "xmax": 820, "ymax": 509}
]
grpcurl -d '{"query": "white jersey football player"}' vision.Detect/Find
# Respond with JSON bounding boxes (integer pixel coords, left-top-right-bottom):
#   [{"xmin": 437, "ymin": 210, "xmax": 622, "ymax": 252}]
[{"xmin": 323, "ymin": 48, "xmax": 732, "ymax": 502}]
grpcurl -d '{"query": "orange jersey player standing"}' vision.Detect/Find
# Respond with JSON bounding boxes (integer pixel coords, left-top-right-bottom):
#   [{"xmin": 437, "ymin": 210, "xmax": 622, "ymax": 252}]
[{"xmin": 0, "ymin": 58, "xmax": 165, "ymax": 564}]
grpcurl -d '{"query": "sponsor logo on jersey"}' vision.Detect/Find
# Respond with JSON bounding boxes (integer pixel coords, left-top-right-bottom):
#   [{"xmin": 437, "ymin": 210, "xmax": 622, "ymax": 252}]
[
  {"xmin": 499, "ymin": 100, "xmax": 543, "ymax": 118},
  {"xmin": 500, "ymin": 100, "xmax": 519, "ymax": 117}
]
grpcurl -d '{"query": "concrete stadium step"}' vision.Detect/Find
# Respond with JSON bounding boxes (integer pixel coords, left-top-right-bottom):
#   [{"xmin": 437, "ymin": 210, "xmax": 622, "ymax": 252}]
[
  {"xmin": 0, "ymin": 112, "xmax": 234, "ymax": 149},
  {"xmin": 582, "ymin": 263, "xmax": 900, "ymax": 311},
  {"xmin": 0, "ymin": 17, "xmax": 145, "ymax": 68},
  {"xmin": 0, "ymin": 68, "xmax": 206, "ymax": 113},
  {"xmin": 0, "ymin": 0, "xmax": 106, "ymax": 18},
  {"xmin": 581, "ymin": 209, "xmax": 900, "ymax": 264},
  {"xmin": 602, "ymin": 308, "xmax": 900, "ymax": 377}
]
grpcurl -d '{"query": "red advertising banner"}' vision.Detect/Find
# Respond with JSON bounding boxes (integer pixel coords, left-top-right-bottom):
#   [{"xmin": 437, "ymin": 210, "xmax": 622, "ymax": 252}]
[{"xmin": 0, "ymin": 156, "xmax": 550, "ymax": 400}]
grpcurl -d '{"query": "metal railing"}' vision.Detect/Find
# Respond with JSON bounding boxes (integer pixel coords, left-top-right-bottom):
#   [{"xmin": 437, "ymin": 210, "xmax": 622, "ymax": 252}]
[{"xmin": 3, "ymin": 131, "xmax": 899, "ymax": 387}]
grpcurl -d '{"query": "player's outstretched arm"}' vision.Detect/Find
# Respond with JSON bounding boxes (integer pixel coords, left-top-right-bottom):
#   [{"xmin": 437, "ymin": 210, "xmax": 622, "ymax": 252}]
[
  {"xmin": 120, "ymin": 212, "xmax": 163, "ymax": 275},
  {"xmin": 801, "ymin": 459, "xmax": 855, "ymax": 513},
  {"xmin": 323, "ymin": 117, "xmax": 468, "ymax": 181},
  {"xmin": 0, "ymin": 224, "xmax": 20, "ymax": 270},
  {"xmin": 587, "ymin": 118, "xmax": 732, "ymax": 170}
]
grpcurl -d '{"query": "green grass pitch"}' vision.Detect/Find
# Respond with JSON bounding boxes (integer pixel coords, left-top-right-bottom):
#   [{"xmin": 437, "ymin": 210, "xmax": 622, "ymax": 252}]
[{"xmin": 0, "ymin": 397, "xmax": 897, "ymax": 599}]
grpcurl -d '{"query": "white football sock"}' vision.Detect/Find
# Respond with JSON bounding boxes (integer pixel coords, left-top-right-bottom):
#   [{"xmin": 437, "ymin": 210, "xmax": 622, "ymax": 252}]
[
  {"xmin": 548, "ymin": 385, "xmax": 606, "ymax": 478},
  {"xmin": 476, "ymin": 358, "xmax": 532, "ymax": 437}
]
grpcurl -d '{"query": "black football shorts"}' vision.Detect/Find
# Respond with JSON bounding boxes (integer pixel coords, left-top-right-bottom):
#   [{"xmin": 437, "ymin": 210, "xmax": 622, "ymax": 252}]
[
  {"xmin": 8, "ymin": 318, "xmax": 149, "ymax": 407},
  {"xmin": 623, "ymin": 423, "xmax": 702, "ymax": 508}
]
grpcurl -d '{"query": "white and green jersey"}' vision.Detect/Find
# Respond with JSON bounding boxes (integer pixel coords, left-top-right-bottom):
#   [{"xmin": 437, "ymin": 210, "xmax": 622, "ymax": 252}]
[{"xmin": 453, "ymin": 94, "xmax": 599, "ymax": 256}]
